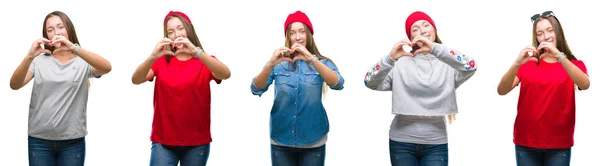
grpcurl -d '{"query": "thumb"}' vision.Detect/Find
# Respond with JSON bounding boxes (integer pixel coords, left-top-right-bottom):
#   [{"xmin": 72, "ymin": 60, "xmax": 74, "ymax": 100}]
[
  {"xmin": 42, "ymin": 49, "xmax": 51, "ymax": 55},
  {"xmin": 281, "ymin": 57, "xmax": 293, "ymax": 63},
  {"xmin": 164, "ymin": 50, "xmax": 175, "ymax": 56},
  {"xmin": 528, "ymin": 57, "xmax": 538, "ymax": 62}
]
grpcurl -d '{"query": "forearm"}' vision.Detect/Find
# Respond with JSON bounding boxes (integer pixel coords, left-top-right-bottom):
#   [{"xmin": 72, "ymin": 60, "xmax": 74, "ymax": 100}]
[
  {"xmin": 497, "ymin": 64, "xmax": 520, "ymax": 95},
  {"xmin": 198, "ymin": 52, "xmax": 231, "ymax": 80},
  {"xmin": 77, "ymin": 48, "xmax": 112, "ymax": 74},
  {"xmin": 253, "ymin": 63, "xmax": 274, "ymax": 89},
  {"xmin": 10, "ymin": 57, "xmax": 34, "ymax": 90},
  {"xmin": 561, "ymin": 60, "xmax": 590, "ymax": 90},
  {"xmin": 430, "ymin": 43, "xmax": 477, "ymax": 72},
  {"xmin": 313, "ymin": 60, "xmax": 339, "ymax": 86},
  {"xmin": 132, "ymin": 56, "xmax": 158, "ymax": 84}
]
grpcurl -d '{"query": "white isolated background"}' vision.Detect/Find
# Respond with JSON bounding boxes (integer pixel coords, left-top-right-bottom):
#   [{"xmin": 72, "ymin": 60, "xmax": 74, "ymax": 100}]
[{"xmin": 0, "ymin": 0, "xmax": 597, "ymax": 165}]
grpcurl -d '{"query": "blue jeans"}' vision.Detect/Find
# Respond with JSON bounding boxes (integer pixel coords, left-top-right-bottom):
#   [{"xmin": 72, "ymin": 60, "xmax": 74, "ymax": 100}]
[
  {"xmin": 150, "ymin": 142, "xmax": 210, "ymax": 166},
  {"xmin": 515, "ymin": 145, "xmax": 571, "ymax": 166},
  {"xmin": 271, "ymin": 144, "xmax": 326, "ymax": 166},
  {"xmin": 28, "ymin": 136, "xmax": 86, "ymax": 166},
  {"xmin": 389, "ymin": 140, "xmax": 448, "ymax": 166}
]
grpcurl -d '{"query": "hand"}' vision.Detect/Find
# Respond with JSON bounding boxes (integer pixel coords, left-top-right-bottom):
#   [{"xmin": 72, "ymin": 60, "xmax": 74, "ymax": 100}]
[
  {"xmin": 268, "ymin": 47, "xmax": 293, "ymax": 67},
  {"xmin": 290, "ymin": 43, "xmax": 314, "ymax": 62},
  {"xmin": 514, "ymin": 45, "xmax": 538, "ymax": 66},
  {"xmin": 151, "ymin": 38, "xmax": 175, "ymax": 58},
  {"xmin": 537, "ymin": 42, "xmax": 561, "ymax": 59},
  {"xmin": 51, "ymin": 35, "xmax": 77, "ymax": 54},
  {"xmin": 172, "ymin": 37, "xmax": 199, "ymax": 56},
  {"xmin": 411, "ymin": 36, "xmax": 434, "ymax": 56},
  {"xmin": 389, "ymin": 38, "xmax": 413, "ymax": 61},
  {"xmin": 27, "ymin": 38, "xmax": 52, "ymax": 58}
]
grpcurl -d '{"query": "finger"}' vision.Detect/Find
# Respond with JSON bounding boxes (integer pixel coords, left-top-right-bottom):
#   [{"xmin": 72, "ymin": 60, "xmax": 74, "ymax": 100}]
[
  {"xmin": 528, "ymin": 56, "xmax": 538, "ymax": 62},
  {"xmin": 162, "ymin": 50, "xmax": 175, "ymax": 56},
  {"xmin": 292, "ymin": 56, "xmax": 304, "ymax": 62},
  {"xmin": 39, "ymin": 38, "xmax": 51, "ymax": 45},
  {"xmin": 413, "ymin": 48, "xmax": 428, "ymax": 56},
  {"xmin": 539, "ymin": 53, "xmax": 548, "ymax": 59},
  {"xmin": 411, "ymin": 36, "xmax": 424, "ymax": 44},
  {"xmin": 280, "ymin": 57, "xmax": 293, "ymax": 63},
  {"xmin": 401, "ymin": 52, "xmax": 414, "ymax": 57}
]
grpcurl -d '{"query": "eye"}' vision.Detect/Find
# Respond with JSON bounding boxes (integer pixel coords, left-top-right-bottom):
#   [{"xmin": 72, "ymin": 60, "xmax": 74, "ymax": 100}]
[{"xmin": 412, "ymin": 29, "xmax": 418, "ymax": 33}]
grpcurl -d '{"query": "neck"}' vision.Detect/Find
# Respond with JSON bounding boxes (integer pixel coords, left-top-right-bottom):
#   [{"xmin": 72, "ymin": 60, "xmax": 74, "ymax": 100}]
[
  {"xmin": 542, "ymin": 56, "xmax": 558, "ymax": 63},
  {"xmin": 52, "ymin": 51, "xmax": 76, "ymax": 59},
  {"xmin": 175, "ymin": 53, "xmax": 193, "ymax": 60}
]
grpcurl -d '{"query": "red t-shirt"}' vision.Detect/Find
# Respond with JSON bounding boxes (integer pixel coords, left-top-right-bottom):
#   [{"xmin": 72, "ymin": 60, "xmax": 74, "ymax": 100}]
[
  {"xmin": 514, "ymin": 59, "xmax": 587, "ymax": 148},
  {"xmin": 149, "ymin": 56, "xmax": 221, "ymax": 146}
]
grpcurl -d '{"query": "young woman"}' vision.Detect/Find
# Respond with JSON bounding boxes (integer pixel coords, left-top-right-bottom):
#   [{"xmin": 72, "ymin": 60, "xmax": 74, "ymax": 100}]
[
  {"xmin": 131, "ymin": 11, "xmax": 231, "ymax": 166},
  {"xmin": 364, "ymin": 11, "xmax": 477, "ymax": 166},
  {"xmin": 250, "ymin": 10, "xmax": 345, "ymax": 166},
  {"xmin": 9, "ymin": 11, "xmax": 112, "ymax": 166},
  {"xmin": 497, "ymin": 11, "xmax": 589, "ymax": 166}
]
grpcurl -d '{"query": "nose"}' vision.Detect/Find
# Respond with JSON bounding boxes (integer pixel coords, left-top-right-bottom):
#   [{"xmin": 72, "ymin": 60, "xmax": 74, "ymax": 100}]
[
  {"xmin": 543, "ymin": 32, "xmax": 552, "ymax": 41},
  {"xmin": 175, "ymin": 30, "xmax": 182, "ymax": 38}
]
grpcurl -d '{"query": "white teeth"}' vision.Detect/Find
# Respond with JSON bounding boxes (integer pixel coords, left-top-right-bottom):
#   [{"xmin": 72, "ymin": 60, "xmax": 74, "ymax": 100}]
[{"xmin": 527, "ymin": 51, "xmax": 534, "ymax": 56}]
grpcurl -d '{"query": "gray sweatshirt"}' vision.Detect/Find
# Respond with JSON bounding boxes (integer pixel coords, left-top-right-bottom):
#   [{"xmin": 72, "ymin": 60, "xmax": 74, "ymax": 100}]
[{"xmin": 365, "ymin": 43, "xmax": 476, "ymax": 144}]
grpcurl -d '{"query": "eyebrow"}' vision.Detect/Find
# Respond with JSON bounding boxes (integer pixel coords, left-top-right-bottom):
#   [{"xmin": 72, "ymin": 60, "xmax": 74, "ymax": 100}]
[
  {"xmin": 46, "ymin": 23, "xmax": 63, "ymax": 29},
  {"xmin": 167, "ymin": 25, "xmax": 183, "ymax": 31}
]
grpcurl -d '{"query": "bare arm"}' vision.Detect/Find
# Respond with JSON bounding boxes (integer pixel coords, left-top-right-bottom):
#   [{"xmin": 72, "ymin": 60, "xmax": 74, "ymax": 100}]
[
  {"xmin": 10, "ymin": 38, "xmax": 51, "ymax": 90},
  {"xmin": 497, "ymin": 64, "xmax": 521, "ymax": 95},
  {"xmin": 131, "ymin": 56, "xmax": 159, "ymax": 85},
  {"xmin": 312, "ymin": 60, "xmax": 339, "ymax": 86},
  {"xmin": 9, "ymin": 57, "xmax": 35, "ymax": 90},
  {"xmin": 197, "ymin": 51, "xmax": 231, "ymax": 80},
  {"xmin": 253, "ymin": 64, "xmax": 275, "ymax": 89},
  {"xmin": 76, "ymin": 47, "xmax": 112, "ymax": 77},
  {"xmin": 560, "ymin": 59, "xmax": 590, "ymax": 90}
]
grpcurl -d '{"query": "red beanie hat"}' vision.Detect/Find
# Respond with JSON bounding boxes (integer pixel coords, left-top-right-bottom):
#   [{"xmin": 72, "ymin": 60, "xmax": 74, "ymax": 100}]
[
  {"xmin": 284, "ymin": 10, "xmax": 314, "ymax": 36},
  {"xmin": 164, "ymin": 11, "xmax": 192, "ymax": 24},
  {"xmin": 405, "ymin": 11, "xmax": 436, "ymax": 38}
]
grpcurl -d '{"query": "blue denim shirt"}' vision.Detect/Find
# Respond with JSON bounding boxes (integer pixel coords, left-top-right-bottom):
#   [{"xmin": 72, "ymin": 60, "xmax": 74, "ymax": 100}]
[{"xmin": 251, "ymin": 59, "xmax": 344, "ymax": 146}]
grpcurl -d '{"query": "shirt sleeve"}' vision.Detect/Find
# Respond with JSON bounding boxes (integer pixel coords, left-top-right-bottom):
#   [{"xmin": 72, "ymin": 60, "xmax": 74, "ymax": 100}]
[
  {"xmin": 29, "ymin": 58, "xmax": 36, "ymax": 77},
  {"xmin": 364, "ymin": 55, "xmax": 395, "ymax": 91},
  {"xmin": 250, "ymin": 64, "xmax": 275, "ymax": 97},
  {"xmin": 148, "ymin": 56, "xmax": 164, "ymax": 82},
  {"xmin": 322, "ymin": 59, "xmax": 344, "ymax": 90}
]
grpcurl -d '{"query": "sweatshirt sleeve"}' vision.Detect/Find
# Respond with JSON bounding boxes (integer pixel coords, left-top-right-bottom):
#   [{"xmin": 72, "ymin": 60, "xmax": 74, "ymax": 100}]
[
  {"xmin": 364, "ymin": 55, "xmax": 395, "ymax": 91},
  {"xmin": 429, "ymin": 43, "xmax": 477, "ymax": 88}
]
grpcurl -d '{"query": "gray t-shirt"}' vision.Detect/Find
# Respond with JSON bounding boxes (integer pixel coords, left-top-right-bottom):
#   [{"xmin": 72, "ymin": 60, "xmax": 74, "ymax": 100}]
[
  {"xmin": 389, "ymin": 115, "xmax": 447, "ymax": 144},
  {"xmin": 28, "ymin": 55, "xmax": 98, "ymax": 140}
]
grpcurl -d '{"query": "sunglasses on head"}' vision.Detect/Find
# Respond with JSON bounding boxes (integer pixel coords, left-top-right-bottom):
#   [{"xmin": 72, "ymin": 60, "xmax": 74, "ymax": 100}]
[{"xmin": 531, "ymin": 11, "xmax": 555, "ymax": 23}]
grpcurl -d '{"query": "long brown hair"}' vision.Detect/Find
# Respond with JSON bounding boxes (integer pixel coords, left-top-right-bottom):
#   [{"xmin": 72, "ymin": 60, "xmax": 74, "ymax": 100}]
[
  {"xmin": 532, "ymin": 16, "xmax": 576, "ymax": 61},
  {"xmin": 283, "ymin": 23, "xmax": 335, "ymax": 95},
  {"xmin": 163, "ymin": 14, "xmax": 204, "ymax": 63},
  {"xmin": 42, "ymin": 11, "xmax": 79, "ymax": 56},
  {"xmin": 41, "ymin": 11, "xmax": 90, "ymax": 88}
]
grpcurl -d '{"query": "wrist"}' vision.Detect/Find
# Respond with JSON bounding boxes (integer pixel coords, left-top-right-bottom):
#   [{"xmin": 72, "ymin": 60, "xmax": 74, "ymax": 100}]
[
  {"xmin": 388, "ymin": 54, "xmax": 398, "ymax": 62},
  {"xmin": 557, "ymin": 52, "xmax": 567, "ymax": 62},
  {"xmin": 309, "ymin": 54, "xmax": 318, "ymax": 64},
  {"xmin": 194, "ymin": 47, "xmax": 203, "ymax": 58},
  {"xmin": 72, "ymin": 44, "xmax": 81, "ymax": 56}
]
